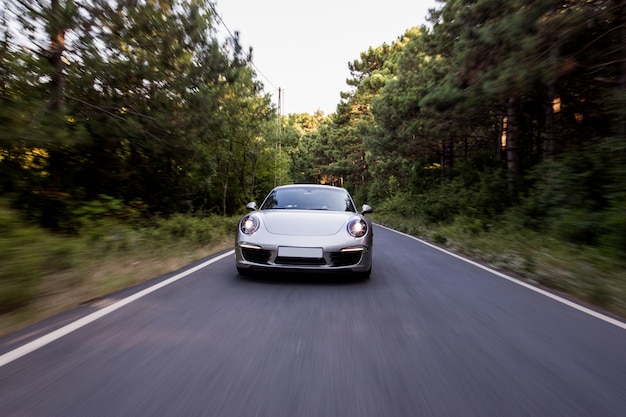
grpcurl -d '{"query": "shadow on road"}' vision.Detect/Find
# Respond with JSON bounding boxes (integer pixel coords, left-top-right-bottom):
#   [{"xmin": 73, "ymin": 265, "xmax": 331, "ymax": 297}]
[{"xmin": 236, "ymin": 271, "xmax": 370, "ymax": 286}]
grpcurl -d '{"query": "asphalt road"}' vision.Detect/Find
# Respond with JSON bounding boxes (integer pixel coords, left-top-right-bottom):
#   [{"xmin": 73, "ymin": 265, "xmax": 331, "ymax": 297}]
[{"xmin": 1, "ymin": 225, "xmax": 625, "ymax": 417}]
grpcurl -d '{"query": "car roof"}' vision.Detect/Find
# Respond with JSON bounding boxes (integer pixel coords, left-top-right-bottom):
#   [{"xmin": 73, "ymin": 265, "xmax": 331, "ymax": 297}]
[{"xmin": 273, "ymin": 184, "xmax": 346, "ymax": 191}]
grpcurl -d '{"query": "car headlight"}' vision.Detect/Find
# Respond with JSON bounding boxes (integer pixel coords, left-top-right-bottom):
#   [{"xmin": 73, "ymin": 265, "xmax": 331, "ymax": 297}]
[
  {"xmin": 240, "ymin": 215, "xmax": 260, "ymax": 235},
  {"xmin": 347, "ymin": 218, "xmax": 368, "ymax": 237}
]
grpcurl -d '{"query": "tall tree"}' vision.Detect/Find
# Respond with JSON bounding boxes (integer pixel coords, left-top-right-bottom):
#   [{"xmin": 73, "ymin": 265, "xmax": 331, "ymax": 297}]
[
  {"xmin": 1, "ymin": 0, "xmax": 276, "ymax": 222},
  {"xmin": 320, "ymin": 32, "xmax": 417, "ymax": 197}
]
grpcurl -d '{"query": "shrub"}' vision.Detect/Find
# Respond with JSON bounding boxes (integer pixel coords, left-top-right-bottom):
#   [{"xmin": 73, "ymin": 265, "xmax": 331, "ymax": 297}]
[
  {"xmin": 0, "ymin": 203, "xmax": 78, "ymax": 313},
  {"xmin": 598, "ymin": 200, "xmax": 626, "ymax": 259}
]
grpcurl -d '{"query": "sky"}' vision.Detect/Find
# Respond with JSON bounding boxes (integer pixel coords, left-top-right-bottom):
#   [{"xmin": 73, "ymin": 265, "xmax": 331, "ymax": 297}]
[{"xmin": 214, "ymin": 0, "xmax": 441, "ymax": 115}]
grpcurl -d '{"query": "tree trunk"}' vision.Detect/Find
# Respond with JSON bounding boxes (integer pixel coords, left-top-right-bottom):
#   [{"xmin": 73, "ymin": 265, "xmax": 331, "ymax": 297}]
[
  {"xmin": 543, "ymin": 83, "xmax": 557, "ymax": 160},
  {"xmin": 441, "ymin": 136, "xmax": 454, "ymax": 177},
  {"xmin": 506, "ymin": 96, "xmax": 519, "ymax": 197},
  {"xmin": 222, "ymin": 177, "xmax": 228, "ymax": 216},
  {"xmin": 617, "ymin": 0, "xmax": 626, "ymax": 137},
  {"xmin": 47, "ymin": 0, "xmax": 67, "ymax": 112},
  {"xmin": 222, "ymin": 139, "xmax": 234, "ymax": 216}
]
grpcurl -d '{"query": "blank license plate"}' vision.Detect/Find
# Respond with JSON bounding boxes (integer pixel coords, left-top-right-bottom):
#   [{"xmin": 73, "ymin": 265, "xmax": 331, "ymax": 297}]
[{"xmin": 278, "ymin": 247, "xmax": 323, "ymax": 258}]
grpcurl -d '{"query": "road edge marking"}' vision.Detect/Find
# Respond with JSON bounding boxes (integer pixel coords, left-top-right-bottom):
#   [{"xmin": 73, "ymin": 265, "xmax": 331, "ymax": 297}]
[
  {"xmin": 0, "ymin": 250, "xmax": 235, "ymax": 368},
  {"xmin": 377, "ymin": 224, "xmax": 626, "ymax": 331}
]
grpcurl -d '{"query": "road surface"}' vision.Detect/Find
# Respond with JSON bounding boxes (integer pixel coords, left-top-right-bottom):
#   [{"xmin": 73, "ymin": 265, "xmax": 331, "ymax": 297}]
[{"xmin": 1, "ymin": 225, "xmax": 625, "ymax": 416}]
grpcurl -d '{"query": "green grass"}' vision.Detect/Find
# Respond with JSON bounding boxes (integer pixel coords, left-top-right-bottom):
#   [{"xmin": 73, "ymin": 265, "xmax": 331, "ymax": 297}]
[{"xmin": 0, "ymin": 202, "xmax": 238, "ymax": 337}]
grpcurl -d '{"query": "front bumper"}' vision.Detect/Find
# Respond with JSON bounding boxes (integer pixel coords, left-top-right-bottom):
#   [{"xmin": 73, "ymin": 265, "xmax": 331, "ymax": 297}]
[{"xmin": 235, "ymin": 242, "xmax": 372, "ymax": 273}]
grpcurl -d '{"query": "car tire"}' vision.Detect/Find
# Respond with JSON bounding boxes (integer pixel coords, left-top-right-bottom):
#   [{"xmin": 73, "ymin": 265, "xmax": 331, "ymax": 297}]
[
  {"xmin": 237, "ymin": 266, "xmax": 251, "ymax": 276},
  {"xmin": 358, "ymin": 267, "xmax": 371, "ymax": 280}
]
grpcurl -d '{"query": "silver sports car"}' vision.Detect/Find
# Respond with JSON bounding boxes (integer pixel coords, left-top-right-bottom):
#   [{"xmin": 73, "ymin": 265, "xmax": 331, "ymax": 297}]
[{"xmin": 235, "ymin": 184, "xmax": 373, "ymax": 277}]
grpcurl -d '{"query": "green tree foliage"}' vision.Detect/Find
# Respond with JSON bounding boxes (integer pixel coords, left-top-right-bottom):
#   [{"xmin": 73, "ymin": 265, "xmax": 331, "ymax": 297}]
[
  {"xmin": 422, "ymin": 0, "xmax": 624, "ymax": 195},
  {"xmin": 295, "ymin": 0, "xmax": 624, "ymax": 260},
  {"xmin": 286, "ymin": 111, "xmax": 327, "ymax": 184},
  {"xmin": 1, "ymin": 0, "xmax": 277, "ymax": 225},
  {"xmin": 292, "ymin": 32, "xmax": 418, "ymax": 201}
]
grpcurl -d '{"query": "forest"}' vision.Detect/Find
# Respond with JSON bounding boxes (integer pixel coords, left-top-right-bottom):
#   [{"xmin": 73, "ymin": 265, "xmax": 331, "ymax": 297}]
[{"xmin": 1, "ymin": 0, "xmax": 625, "ymax": 319}]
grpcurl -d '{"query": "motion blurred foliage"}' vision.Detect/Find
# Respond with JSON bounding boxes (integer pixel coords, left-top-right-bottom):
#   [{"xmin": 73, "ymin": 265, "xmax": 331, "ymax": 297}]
[
  {"xmin": 0, "ymin": 201, "xmax": 78, "ymax": 314},
  {"xmin": 520, "ymin": 137, "xmax": 626, "ymax": 255},
  {"xmin": 0, "ymin": 199, "xmax": 236, "ymax": 332}
]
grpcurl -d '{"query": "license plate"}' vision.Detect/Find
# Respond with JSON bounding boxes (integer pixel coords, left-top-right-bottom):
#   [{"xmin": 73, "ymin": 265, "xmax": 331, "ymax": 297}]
[{"xmin": 278, "ymin": 247, "xmax": 323, "ymax": 258}]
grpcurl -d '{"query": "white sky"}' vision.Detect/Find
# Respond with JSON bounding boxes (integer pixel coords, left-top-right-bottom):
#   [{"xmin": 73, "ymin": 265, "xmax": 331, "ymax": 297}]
[{"xmin": 215, "ymin": 0, "xmax": 440, "ymax": 115}]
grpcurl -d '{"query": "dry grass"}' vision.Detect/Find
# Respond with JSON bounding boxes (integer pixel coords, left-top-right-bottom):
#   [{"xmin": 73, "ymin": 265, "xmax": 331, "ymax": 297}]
[
  {"xmin": 0, "ymin": 239, "xmax": 232, "ymax": 338},
  {"xmin": 0, "ymin": 204, "xmax": 238, "ymax": 339}
]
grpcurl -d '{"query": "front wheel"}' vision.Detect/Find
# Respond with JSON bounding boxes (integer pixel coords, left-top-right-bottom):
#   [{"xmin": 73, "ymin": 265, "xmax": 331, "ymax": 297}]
[
  {"xmin": 357, "ymin": 267, "xmax": 371, "ymax": 280},
  {"xmin": 237, "ymin": 266, "xmax": 251, "ymax": 276}
]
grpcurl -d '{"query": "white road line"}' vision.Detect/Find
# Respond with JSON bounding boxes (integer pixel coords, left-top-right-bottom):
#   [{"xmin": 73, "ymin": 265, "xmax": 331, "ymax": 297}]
[
  {"xmin": 0, "ymin": 250, "xmax": 235, "ymax": 368},
  {"xmin": 377, "ymin": 224, "xmax": 626, "ymax": 331}
]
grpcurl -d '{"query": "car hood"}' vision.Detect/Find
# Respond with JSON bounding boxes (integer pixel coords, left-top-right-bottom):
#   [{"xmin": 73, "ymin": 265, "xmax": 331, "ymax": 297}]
[{"xmin": 260, "ymin": 210, "xmax": 355, "ymax": 236}]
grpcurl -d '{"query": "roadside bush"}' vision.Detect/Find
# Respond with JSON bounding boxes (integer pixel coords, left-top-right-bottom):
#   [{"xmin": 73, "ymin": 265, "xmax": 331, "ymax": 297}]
[
  {"xmin": 155, "ymin": 214, "xmax": 215, "ymax": 245},
  {"xmin": 520, "ymin": 137, "xmax": 626, "ymax": 259},
  {"xmin": 598, "ymin": 200, "xmax": 626, "ymax": 259},
  {"xmin": 552, "ymin": 209, "xmax": 603, "ymax": 245},
  {"xmin": 0, "ymin": 231, "xmax": 41, "ymax": 313},
  {"xmin": 0, "ymin": 197, "xmax": 239, "ymax": 326},
  {"xmin": 0, "ymin": 202, "xmax": 78, "ymax": 313}
]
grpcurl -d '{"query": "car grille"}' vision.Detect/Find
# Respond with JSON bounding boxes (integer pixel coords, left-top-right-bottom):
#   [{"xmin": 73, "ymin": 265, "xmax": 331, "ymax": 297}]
[
  {"xmin": 241, "ymin": 247, "xmax": 272, "ymax": 264},
  {"xmin": 330, "ymin": 251, "xmax": 363, "ymax": 267},
  {"xmin": 242, "ymin": 248, "xmax": 363, "ymax": 268},
  {"xmin": 275, "ymin": 257, "xmax": 326, "ymax": 266}
]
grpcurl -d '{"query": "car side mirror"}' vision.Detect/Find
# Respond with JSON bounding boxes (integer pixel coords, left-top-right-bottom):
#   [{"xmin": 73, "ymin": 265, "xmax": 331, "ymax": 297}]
[
  {"xmin": 246, "ymin": 202, "xmax": 257, "ymax": 211},
  {"xmin": 361, "ymin": 204, "xmax": 373, "ymax": 215}
]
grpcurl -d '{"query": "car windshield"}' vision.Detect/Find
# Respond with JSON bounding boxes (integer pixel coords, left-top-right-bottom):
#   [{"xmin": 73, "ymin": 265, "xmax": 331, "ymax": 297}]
[{"xmin": 260, "ymin": 187, "xmax": 356, "ymax": 212}]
